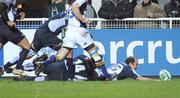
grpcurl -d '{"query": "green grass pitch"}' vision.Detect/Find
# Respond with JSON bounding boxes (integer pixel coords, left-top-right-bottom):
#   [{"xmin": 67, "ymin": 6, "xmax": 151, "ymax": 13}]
[{"xmin": 0, "ymin": 78, "xmax": 179, "ymax": 98}]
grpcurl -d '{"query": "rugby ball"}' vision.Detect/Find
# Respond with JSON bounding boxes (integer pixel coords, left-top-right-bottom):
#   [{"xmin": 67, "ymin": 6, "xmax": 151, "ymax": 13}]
[{"xmin": 159, "ymin": 69, "xmax": 172, "ymax": 81}]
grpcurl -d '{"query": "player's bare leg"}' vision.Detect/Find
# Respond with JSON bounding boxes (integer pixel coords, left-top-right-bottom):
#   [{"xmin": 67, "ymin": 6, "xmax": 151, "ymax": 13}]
[
  {"xmin": 16, "ymin": 37, "xmax": 30, "ymax": 70},
  {"xmin": 5, "ymin": 37, "xmax": 30, "ymax": 76}
]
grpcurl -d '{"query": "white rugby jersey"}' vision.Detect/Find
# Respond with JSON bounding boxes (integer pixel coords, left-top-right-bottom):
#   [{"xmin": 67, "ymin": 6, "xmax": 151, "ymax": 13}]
[{"xmin": 67, "ymin": 0, "xmax": 87, "ymax": 28}]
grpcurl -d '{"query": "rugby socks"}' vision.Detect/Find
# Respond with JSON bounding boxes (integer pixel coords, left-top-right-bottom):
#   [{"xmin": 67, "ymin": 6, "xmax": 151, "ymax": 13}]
[
  {"xmin": 95, "ymin": 58, "xmax": 110, "ymax": 77},
  {"xmin": 4, "ymin": 56, "xmax": 19, "ymax": 70},
  {"xmin": 43, "ymin": 55, "xmax": 56, "ymax": 65},
  {"xmin": 96, "ymin": 65, "xmax": 109, "ymax": 77},
  {"xmin": 89, "ymin": 50, "xmax": 110, "ymax": 77},
  {"xmin": 66, "ymin": 58, "xmax": 75, "ymax": 80},
  {"xmin": 4, "ymin": 62, "xmax": 15, "ymax": 70},
  {"xmin": 15, "ymin": 48, "xmax": 29, "ymax": 70}
]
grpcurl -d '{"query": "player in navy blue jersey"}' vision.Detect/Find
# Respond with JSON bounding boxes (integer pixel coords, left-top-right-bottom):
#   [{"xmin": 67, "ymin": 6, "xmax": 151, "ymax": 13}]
[
  {"xmin": 1, "ymin": 11, "xmax": 68, "ymax": 76},
  {"xmin": 107, "ymin": 56, "xmax": 156, "ymax": 80},
  {"xmin": 0, "ymin": 0, "xmax": 30, "ymax": 75}
]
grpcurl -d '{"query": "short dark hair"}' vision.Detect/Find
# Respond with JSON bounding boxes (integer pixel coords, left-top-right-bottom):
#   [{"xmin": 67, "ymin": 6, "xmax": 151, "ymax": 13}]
[{"xmin": 125, "ymin": 56, "xmax": 136, "ymax": 65}]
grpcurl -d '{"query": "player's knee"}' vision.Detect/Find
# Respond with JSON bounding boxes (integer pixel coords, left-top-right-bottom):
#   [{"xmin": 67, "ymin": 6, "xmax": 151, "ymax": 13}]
[
  {"xmin": 18, "ymin": 37, "xmax": 30, "ymax": 49},
  {"xmin": 55, "ymin": 47, "xmax": 72, "ymax": 61},
  {"xmin": 23, "ymin": 44, "xmax": 30, "ymax": 50},
  {"xmin": 19, "ymin": 43, "xmax": 30, "ymax": 50},
  {"xmin": 55, "ymin": 55, "xmax": 65, "ymax": 61}
]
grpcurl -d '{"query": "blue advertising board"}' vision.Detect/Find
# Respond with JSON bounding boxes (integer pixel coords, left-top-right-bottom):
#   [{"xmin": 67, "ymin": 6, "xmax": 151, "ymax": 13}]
[{"xmin": 76, "ymin": 29, "xmax": 180, "ymax": 76}]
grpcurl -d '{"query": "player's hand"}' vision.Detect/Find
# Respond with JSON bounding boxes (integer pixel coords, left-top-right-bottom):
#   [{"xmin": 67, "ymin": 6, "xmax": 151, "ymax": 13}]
[
  {"xmin": 82, "ymin": 18, "xmax": 90, "ymax": 24},
  {"xmin": 18, "ymin": 12, "xmax": 25, "ymax": 19},
  {"xmin": 7, "ymin": 21, "xmax": 16, "ymax": 28}
]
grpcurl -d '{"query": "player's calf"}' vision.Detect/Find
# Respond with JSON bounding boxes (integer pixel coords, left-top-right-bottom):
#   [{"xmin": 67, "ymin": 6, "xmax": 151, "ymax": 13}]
[{"xmin": 86, "ymin": 44, "xmax": 110, "ymax": 78}]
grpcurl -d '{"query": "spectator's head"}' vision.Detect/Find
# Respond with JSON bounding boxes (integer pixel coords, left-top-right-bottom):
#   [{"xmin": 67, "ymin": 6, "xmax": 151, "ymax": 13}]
[{"xmin": 125, "ymin": 56, "xmax": 138, "ymax": 70}]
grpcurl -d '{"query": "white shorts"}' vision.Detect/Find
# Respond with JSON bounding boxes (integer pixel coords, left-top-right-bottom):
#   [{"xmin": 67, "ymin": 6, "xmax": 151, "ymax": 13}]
[{"xmin": 62, "ymin": 26, "xmax": 94, "ymax": 49}]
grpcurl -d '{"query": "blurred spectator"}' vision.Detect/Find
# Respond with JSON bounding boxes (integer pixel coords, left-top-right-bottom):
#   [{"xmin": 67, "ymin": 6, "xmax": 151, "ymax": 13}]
[
  {"xmin": 157, "ymin": 0, "xmax": 170, "ymax": 9},
  {"xmin": 48, "ymin": 0, "xmax": 65, "ymax": 17},
  {"xmin": 98, "ymin": 0, "xmax": 133, "ymax": 29},
  {"xmin": 129, "ymin": 0, "xmax": 160, "ymax": 10},
  {"xmin": 84, "ymin": 0, "xmax": 97, "ymax": 18},
  {"xmin": 164, "ymin": 0, "xmax": 180, "ymax": 17},
  {"xmin": 24, "ymin": 0, "xmax": 49, "ymax": 18},
  {"xmin": 134, "ymin": 0, "xmax": 165, "ymax": 18},
  {"xmin": 129, "ymin": 0, "xmax": 138, "ymax": 9},
  {"xmin": 24, "ymin": 0, "xmax": 65, "ymax": 18},
  {"xmin": 134, "ymin": 0, "xmax": 165, "ymax": 28},
  {"xmin": 98, "ymin": 0, "xmax": 133, "ymax": 19},
  {"xmin": 84, "ymin": 0, "xmax": 97, "ymax": 29}
]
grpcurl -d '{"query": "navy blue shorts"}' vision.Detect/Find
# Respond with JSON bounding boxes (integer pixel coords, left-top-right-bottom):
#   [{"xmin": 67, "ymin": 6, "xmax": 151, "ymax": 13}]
[
  {"xmin": 32, "ymin": 27, "xmax": 62, "ymax": 52},
  {"xmin": 0, "ymin": 20, "xmax": 25, "ymax": 45}
]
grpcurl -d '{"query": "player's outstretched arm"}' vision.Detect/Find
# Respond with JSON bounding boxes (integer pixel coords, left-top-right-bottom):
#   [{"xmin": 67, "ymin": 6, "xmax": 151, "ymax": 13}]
[{"xmin": 136, "ymin": 76, "xmax": 160, "ymax": 81}]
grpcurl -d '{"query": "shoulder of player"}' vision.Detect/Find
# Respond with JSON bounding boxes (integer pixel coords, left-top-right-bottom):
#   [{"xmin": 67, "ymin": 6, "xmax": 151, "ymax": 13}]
[{"xmin": 120, "ymin": 63, "xmax": 139, "ymax": 75}]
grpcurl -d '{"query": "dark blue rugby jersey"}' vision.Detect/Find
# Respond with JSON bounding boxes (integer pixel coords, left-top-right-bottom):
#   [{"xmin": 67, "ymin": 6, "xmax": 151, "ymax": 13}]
[
  {"xmin": 42, "ymin": 11, "xmax": 67, "ymax": 35},
  {"xmin": 107, "ymin": 63, "xmax": 140, "ymax": 80}
]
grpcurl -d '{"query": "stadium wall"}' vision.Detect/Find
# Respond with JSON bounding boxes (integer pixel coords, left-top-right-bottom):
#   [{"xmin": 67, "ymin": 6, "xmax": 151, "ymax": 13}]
[{"xmin": 0, "ymin": 29, "xmax": 180, "ymax": 76}]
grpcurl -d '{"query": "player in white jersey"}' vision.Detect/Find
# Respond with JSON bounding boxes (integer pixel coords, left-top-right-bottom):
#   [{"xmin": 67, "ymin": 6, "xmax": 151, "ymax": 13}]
[{"xmin": 40, "ymin": 0, "xmax": 116, "ymax": 80}]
